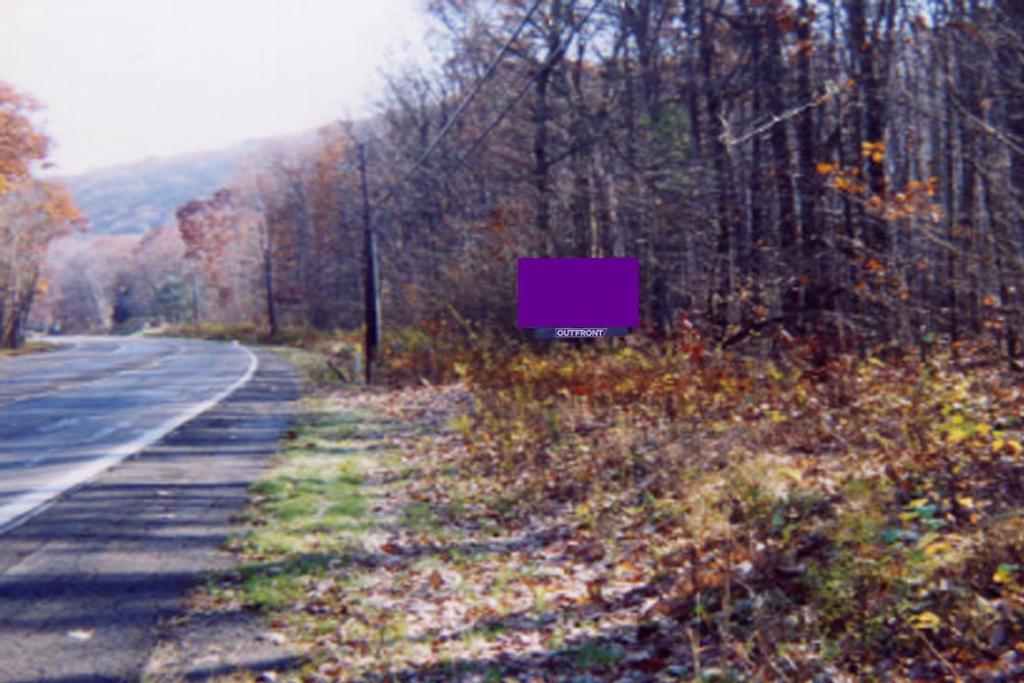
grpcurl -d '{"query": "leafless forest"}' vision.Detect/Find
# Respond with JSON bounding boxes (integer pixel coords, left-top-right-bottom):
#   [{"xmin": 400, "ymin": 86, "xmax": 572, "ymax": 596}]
[{"xmin": 19, "ymin": 0, "xmax": 1021, "ymax": 363}]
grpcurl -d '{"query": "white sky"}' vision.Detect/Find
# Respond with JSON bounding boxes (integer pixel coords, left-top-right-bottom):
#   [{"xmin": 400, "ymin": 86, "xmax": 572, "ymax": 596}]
[{"xmin": 0, "ymin": 0, "xmax": 431, "ymax": 174}]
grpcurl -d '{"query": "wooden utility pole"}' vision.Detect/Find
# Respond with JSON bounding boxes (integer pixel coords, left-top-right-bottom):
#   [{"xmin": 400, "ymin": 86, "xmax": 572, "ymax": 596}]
[{"xmin": 359, "ymin": 142, "xmax": 381, "ymax": 384}]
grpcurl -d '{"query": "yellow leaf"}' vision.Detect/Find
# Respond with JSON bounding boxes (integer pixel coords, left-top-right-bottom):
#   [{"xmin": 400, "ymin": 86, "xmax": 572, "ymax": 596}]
[
  {"xmin": 1007, "ymin": 440, "xmax": 1023, "ymax": 455},
  {"xmin": 976, "ymin": 424, "xmax": 991, "ymax": 437},
  {"xmin": 993, "ymin": 437, "xmax": 1005, "ymax": 452},
  {"xmin": 780, "ymin": 467, "xmax": 803, "ymax": 482},
  {"xmin": 956, "ymin": 496, "xmax": 975, "ymax": 509},
  {"xmin": 925, "ymin": 541, "xmax": 953, "ymax": 556},
  {"xmin": 908, "ymin": 497, "xmax": 931, "ymax": 509},
  {"xmin": 993, "ymin": 564, "xmax": 1016, "ymax": 584},
  {"xmin": 910, "ymin": 611, "xmax": 941, "ymax": 630},
  {"xmin": 946, "ymin": 427, "xmax": 967, "ymax": 444}
]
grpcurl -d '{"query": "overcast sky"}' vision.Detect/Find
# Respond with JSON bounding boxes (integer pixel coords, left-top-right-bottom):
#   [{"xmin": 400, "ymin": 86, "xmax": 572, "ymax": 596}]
[{"xmin": 0, "ymin": 0, "xmax": 431, "ymax": 175}]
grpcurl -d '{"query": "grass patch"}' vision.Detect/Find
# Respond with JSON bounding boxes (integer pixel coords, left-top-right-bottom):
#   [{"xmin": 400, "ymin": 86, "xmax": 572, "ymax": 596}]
[
  {"xmin": 571, "ymin": 641, "xmax": 624, "ymax": 669},
  {"xmin": 154, "ymin": 323, "xmax": 362, "ymax": 391},
  {"xmin": 234, "ymin": 402, "xmax": 377, "ymax": 563},
  {"xmin": 210, "ymin": 397, "xmax": 392, "ymax": 637},
  {"xmin": 0, "ymin": 340, "xmax": 59, "ymax": 357},
  {"xmin": 264, "ymin": 345, "xmax": 354, "ymax": 392}
]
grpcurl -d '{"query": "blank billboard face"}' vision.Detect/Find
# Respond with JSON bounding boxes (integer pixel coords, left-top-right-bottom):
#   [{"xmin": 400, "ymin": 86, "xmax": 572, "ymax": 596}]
[{"xmin": 517, "ymin": 258, "xmax": 640, "ymax": 329}]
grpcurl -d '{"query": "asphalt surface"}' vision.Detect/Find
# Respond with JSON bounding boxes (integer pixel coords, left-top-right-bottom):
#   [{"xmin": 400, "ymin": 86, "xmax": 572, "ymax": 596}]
[
  {"xmin": 0, "ymin": 338, "xmax": 299, "ymax": 682},
  {"xmin": 0, "ymin": 337, "xmax": 256, "ymax": 531}
]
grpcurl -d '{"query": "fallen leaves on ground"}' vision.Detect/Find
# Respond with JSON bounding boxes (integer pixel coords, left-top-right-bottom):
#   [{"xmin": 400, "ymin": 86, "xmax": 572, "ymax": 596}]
[{"xmin": 209, "ymin": 339, "xmax": 1024, "ymax": 681}]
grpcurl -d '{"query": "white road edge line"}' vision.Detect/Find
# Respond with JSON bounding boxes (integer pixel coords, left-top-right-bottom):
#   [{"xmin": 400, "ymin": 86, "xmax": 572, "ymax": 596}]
[
  {"xmin": 0, "ymin": 343, "xmax": 260, "ymax": 535},
  {"xmin": 0, "ymin": 339, "xmax": 184, "ymax": 410}
]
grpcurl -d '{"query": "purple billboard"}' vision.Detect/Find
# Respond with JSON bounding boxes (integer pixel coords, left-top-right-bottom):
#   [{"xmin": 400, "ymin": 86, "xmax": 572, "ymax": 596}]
[{"xmin": 517, "ymin": 258, "xmax": 640, "ymax": 329}]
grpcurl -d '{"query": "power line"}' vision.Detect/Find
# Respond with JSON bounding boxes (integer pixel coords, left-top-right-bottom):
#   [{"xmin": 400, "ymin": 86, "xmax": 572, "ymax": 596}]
[
  {"xmin": 449, "ymin": 0, "xmax": 606, "ymax": 175},
  {"xmin": 374, "ymin": 0, "xmax": 545, "ymax": 206},
  {"xmin": 355, "ymin": 0, "xmax": 604, "ymax": 376},
  {"xmin": 374, "ymin": 0, "xmax": 605, "ymax": 206},
  {"xmin": 357, "ymin": 0, "xmax": 545, "ymax": 382}
]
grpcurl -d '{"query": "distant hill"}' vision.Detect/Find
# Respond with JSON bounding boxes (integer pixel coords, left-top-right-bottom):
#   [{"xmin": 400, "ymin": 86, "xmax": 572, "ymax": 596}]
[
  {"xmin": 59, "ymin": 147, "xmax": 244, "ymax": 235},
  {"xmin": 60, "ymin": 131, "xmax": 318, "ymax": 235}
]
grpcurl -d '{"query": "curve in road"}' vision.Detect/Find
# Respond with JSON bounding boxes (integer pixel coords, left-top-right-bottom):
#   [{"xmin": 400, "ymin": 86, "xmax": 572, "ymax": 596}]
[{"xmin": 0, "ymin": 336, "xmax": 257, "ymax": 533}]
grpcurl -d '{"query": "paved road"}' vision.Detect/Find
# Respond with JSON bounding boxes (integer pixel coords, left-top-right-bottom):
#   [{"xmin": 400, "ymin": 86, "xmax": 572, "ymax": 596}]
[
  {"xmin": 0, "ymin": 336, "xmax": 256, "ymax": 531},
  {"xmin": 0, "ymin": 340, "xmax": 299, "ymax": 682}
]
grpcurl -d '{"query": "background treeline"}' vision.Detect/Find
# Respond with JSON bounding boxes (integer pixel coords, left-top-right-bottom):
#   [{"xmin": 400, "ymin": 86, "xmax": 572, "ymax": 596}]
[
  {"xmin": 40, "ymin": 0, "xmax": 1024, "ymax": 363},
  {"xmin": 0, "ymin": 84, "xmax": 83, "ymax": 348}
]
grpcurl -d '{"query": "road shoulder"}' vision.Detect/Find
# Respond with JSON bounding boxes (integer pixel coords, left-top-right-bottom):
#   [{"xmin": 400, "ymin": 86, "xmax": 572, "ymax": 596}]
[{"xmin": 0, "ymin": 349, "xmax": 298, "ymax": 683}]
